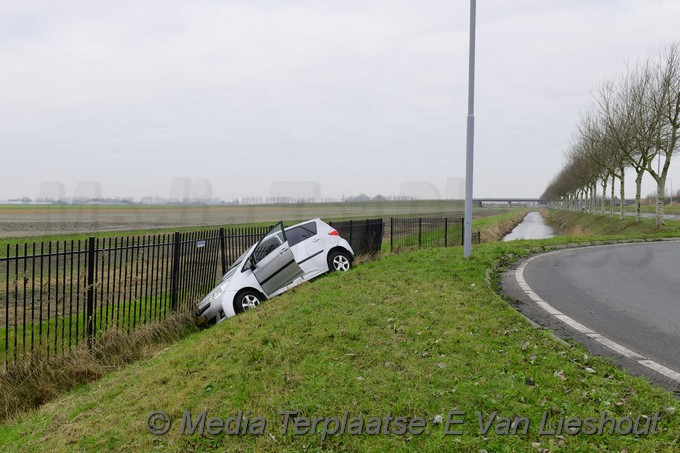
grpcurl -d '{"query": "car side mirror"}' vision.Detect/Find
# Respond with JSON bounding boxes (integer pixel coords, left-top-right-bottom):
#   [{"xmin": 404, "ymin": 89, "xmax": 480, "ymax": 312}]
[{"xmin": 249, "ymin": 256, "xmax": 257, "ymax": 271}]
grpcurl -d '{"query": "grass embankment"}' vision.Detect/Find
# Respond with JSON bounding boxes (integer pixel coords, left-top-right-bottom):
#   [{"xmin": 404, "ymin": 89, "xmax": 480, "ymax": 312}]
[
  {"xmin": 385, "ymin": 209, "xmax": 527, "ymax": 253},
  {"xmin": 0, "ymin": 309, "xmax": 197, "ymax": 426},
  {"xmin": 622, "ymin": 204, "xmax": 680, "ymax": 215},
  {"xmin": 0, "ymin": 220, "xmax": 677, "ymax": 451},
  {"xmin": 0, "ymin": 292, "xmax": 181, "ymax": 361},
  {"xmin": 476, "ymin": 210, "xmax": 529, "ymax": 242},
  {"xmin": 545, "ymin": 209, "xmax": 680, "ymax": 239},
  {"xmin": 0, "ymin": 211, "xmax": 521, "ymax": 422}
]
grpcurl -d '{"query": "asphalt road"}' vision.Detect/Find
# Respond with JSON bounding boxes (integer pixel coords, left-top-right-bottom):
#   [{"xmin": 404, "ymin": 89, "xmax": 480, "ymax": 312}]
[{"xmin": 503, "ymin": 241, "xmax": 680, "ymax": 390}]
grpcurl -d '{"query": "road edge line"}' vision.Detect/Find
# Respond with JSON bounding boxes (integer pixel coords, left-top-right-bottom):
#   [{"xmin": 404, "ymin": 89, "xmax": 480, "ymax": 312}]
[{"xmin": 515, "ymin": 252, "xmax": 680, "ymax": 385}]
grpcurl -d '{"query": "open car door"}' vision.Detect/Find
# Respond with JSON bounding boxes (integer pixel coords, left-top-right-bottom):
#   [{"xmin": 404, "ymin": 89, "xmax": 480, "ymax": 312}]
[{"xmin": 248, "ymin": 222, "xmax": 303, "ymax": 297}]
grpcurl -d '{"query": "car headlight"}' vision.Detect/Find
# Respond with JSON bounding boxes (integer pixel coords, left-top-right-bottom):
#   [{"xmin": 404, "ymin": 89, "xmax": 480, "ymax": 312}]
[{"xmin": 209, "ymin": 281, "xmax": 229, "ymax": 302}]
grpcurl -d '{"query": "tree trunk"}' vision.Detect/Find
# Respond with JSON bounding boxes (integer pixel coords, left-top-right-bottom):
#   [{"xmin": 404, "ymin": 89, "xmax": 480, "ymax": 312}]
[
  {"xmin": 610, "ymin": 174, "xmax": 615, "ymax": 218},
  {"xmin": 634, "ymin": 171, "xmax": 643, "ymax": 222},
  {"xmin": 656, "ymin": 180, "xmax": 665, "ymax": 227},
  {"xmin": 590, "ymin": 185, "xmax": 595, "ymax": 214},
  {"xmin": 601, "ymin": 179, "xmax": 607, "ymax": 216},
  {"xmin": 583, "ymin": 189, "xmax": 588, "ymax": 213},
  {"xmin": 619, "ymin": 167, "xmax": 625, "ymax": 220}
]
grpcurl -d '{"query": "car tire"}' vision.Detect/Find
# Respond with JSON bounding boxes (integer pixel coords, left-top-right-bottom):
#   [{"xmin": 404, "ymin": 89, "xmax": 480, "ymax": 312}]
[
  {"xmin": 327, "ymin": 250, "xmax": 352, "ymax": 272},
  {"xmin": 234, "ymin": 289, "xmax": 263, "ymax": 314}
]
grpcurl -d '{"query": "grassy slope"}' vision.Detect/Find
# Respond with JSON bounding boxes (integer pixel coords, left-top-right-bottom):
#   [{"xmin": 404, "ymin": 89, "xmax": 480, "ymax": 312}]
[
  {"xmin": 547, "ymin": 209, "xmax": 680, "ymax": 238},
  {"xmin": 0, "ymin": 228, "xmax": 678, "ymax": 451},
  {"xmin": 622, "ymin": 204, "xmax": 680, "ymax": 215}
]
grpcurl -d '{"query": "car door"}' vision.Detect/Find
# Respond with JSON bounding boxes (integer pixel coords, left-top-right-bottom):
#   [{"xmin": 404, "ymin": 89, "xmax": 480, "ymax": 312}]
[
  {"xmin": 286, "ymin": 221, "xmax": 325, "ymax": 276},
  {"xmin": 300, "ymin": 223, "xmax": 326, "ymax": 276},
  {"xmin": 248, "ymin": 222, "xmax": 303, "ymax": 297}
]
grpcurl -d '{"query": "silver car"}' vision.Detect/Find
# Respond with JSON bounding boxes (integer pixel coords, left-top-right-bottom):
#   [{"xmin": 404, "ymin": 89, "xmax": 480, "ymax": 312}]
[{"xmin": 195, "ymin": 218, "xmax": 354, "ymax": 327}]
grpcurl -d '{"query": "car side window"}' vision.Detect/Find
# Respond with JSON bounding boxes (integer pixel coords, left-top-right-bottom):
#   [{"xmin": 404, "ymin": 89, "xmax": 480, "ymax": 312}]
[
  {"xmin": 250, "ymin": 226, "xmax": 285, "ymax": 266},
  {"xmin": 252, "ymin": 236, "xmax": 280, "ymax": 262},
  {"xmin": 286, "ymin": 222, "xmax": 318, "ymax": 247}
]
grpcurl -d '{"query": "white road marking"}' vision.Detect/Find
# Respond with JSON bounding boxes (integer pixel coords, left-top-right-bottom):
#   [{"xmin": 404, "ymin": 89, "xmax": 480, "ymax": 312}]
[
  {"xmin": 516, "ymin": 250, "xmax": 680, "ymax": 385},
  {"xmin": 638, "ymin": 360, "xmax": 680, "ymax": 382}
]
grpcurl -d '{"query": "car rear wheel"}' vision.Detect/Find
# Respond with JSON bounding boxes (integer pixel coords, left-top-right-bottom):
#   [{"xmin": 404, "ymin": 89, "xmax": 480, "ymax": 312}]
[
  {"xmin": 234, "ymin": 289, "xmax": 263, "ymax": 314},
  {"xmin": 328, "ymin": 250, "xmax": 352, "ymax": 272}
]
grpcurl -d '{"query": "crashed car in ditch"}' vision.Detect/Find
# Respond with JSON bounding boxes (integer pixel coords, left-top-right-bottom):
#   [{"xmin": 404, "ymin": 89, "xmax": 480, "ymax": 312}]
[{"xmin": 195, "ymin": 218, "xmax": 354, "ymax": 327}]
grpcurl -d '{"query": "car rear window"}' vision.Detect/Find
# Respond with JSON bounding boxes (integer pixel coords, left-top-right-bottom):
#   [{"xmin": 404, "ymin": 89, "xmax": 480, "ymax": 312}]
[{"xmin": 286, "ymin": 222, "xmax": 318, "ymax": 246}]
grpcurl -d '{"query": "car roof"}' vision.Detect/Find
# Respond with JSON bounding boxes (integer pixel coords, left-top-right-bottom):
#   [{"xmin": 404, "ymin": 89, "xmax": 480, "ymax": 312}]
[{"xmin": 284, "ymin": 218, "xmax": 321, "ymax": 230}]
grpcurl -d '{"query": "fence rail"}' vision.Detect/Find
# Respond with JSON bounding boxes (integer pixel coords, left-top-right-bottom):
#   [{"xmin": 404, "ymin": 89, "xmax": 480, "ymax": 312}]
[
  {"xmin": 1, "ymin": 215, "xmax": 479, "ymax": 368},
  {"xmin": 1, "ymin": 220, "xmax": 385, "ymax": 367},
  {"xmin": 389, "ymin": 217, "xmax": 480, "ymax": 251},
  {"xmin": 0, "ymin": 226, "xmax": 270, "ymax": 366},
  {"xmin": 329, "ymin": 219, "xmax": 384, "ymax": 255}
]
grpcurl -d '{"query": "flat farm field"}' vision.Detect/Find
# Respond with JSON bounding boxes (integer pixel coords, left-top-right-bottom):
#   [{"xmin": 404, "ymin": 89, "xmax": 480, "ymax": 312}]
[{"xmin": 0, "ymin": 200, "xmax": 483, "ymax": 239}]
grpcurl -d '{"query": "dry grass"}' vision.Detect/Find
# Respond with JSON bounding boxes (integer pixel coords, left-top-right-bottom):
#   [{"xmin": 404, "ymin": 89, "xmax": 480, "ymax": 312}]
[
  {"xmin": 479, "ymin": 211, "xmax": 529, "ymax": 242},
  {"xmin": 351, "ymin": 252, "xmax": 380, "ymax": 266},
  {"xmin": 565, "ymin": 223, "xmax": 588, "ymax": 236},
  {"xmin": 0, "ymin": 308, "xmax": 197, "ymax": 423}
]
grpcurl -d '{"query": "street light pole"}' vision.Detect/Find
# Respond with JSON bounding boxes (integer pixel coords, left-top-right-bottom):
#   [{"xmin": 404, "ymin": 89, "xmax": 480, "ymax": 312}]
[{"xmin": 463, "ymin": 0, "xmax": 476, "ymax": 258}]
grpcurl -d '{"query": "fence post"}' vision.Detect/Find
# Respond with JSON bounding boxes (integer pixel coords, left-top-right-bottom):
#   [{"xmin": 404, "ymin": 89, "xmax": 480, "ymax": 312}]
[
  {"xmin": 219, "ymin": 227, "xmax": 227, "ymax": 275},
  {"xmin": 444, "ymin": 217, "xmax": 448, "ymax": 247},
  {"xmin": 171, "ymin": 232, "xmax": 181, "ymax": 312},
  {"xmin": 365, "ymin": 219, "xmax": 369, "ymax": 247},
  {"xmin": 349, "ymin": 220, "xmax": 353, "ymax": 248},
  {"xmin": 461, "ymin": 217, "xmax": 465, "ymax": 246},
  {"xmin": 86, "ymin": 237, "xmax": 96, "ymax": 348},
  {"xmin": 390, "ymin": 218, "xmax": 394, "ymax": 252},
  {"xmin": 364, "ymin": 219, "xmax": 369, "ymax": 254},
  {"xmin": 418, "ymin": 218, "xmax": 422, "ymax": 247}
]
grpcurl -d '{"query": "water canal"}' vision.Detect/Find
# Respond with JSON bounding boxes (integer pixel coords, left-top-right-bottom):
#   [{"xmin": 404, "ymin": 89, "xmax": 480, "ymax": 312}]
[{"xmin": 503, "ymin": 211, "xmax": 559, "ymax": 241}]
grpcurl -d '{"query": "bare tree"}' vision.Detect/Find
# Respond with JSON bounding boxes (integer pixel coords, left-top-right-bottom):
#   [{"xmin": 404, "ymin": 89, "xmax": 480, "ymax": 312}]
[
  {"xmin": 643, "ymin": 43, "xmax": 680, "ymax": 226},
  {"xmin": 543, "ymin": 44, "xmax": 679, "ymax": 226},
  {"xmin": 596, "ymin": 64, "xmax": 660, "ymax": 222},
  {"xmin": 576, "ymin": 111, "xmax": 627, "ymax": 218}
]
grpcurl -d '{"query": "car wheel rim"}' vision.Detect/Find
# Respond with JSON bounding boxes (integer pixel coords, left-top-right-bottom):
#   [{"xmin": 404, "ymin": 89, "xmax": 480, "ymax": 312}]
[
  {"xmin": 333, "ymin": 255, "xmax": 350, "ymax": 271},
  {"xmin": 242, "ymin": 294, "xmax": 260, "ymax": 310}
]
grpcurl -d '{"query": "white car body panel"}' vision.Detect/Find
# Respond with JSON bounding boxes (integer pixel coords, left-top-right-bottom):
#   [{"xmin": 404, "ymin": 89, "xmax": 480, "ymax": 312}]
[{"xmin": 195, "ymin": 218, "xmax": 354, "ymax": 327}]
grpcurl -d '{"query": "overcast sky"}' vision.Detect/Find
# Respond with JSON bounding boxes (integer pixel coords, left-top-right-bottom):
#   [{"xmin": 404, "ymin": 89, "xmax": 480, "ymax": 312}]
[{"xmin": 2, "ymin": 0, "xmax": 680, "ymax": 202}]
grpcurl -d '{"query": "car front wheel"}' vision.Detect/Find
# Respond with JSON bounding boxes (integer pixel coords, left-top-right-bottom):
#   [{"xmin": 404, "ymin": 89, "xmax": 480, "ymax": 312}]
[
  {"xmin": 234, "ymin": 289, "xmax": 263, "ymax": 314},
  {"xmin": 328, "ymin": 250, "xmax": 352, "ymax": 272}
]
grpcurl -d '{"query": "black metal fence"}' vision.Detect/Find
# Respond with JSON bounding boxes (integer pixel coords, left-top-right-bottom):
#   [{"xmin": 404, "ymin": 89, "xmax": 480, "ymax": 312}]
[
  {"xmin": 329, "ymin": 219, "xmax": 384, "ymax": 255},
  {"xmin": 1, "ymin": 215, "xmax": 480, "ymax": 368},
  {"xmin": 0, "ymin": 226, "xmax": 273, "ymax": 367},
  {"xmin": 0, "ymin": 220, "xmax": 385, "ymax": 368},
  {"xmin": 389, "ymin": 217, "xmax": 480, "ymax": 252}
]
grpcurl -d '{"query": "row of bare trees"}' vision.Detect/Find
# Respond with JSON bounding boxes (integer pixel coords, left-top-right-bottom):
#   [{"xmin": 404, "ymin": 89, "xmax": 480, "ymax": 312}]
[{"xmin": 542, "ymin": 42, "xmax": 680, "ymax": 226}]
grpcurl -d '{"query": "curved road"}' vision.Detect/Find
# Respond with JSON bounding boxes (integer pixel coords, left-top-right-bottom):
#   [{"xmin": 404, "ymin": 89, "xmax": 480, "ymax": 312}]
[{"xmin": 504, "ymin": 241, "xmax": 680, "ymax": 388}]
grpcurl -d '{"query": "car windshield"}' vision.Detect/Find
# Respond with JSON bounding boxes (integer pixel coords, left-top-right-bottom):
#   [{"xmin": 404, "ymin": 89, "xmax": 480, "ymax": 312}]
[{"xmin": 222, "ymin": 248, "xmax": 251, "ymax": 279}]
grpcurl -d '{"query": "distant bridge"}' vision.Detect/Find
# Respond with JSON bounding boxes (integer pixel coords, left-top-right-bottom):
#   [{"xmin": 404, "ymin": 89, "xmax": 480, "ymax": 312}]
[{"xmin": 474, "ymin": 198, "xmax": 546, "ymax": 206}]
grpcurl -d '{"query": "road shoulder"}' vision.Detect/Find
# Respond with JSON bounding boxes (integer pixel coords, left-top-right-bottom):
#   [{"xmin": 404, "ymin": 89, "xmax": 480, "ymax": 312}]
[{"xmin": 501, "ymin": 241, "xmax": 680, "ymax": 394}]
